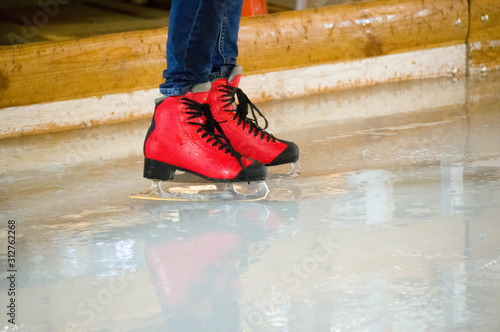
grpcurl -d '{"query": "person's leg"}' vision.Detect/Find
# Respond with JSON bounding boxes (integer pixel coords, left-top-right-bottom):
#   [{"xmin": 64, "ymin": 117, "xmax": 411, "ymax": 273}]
[
  {"xmin": 209, "ymin": 0, "xmax": 244, "ymax": 81},
  {"xmin": 160, "ymin": 0, "xmax": 226, "ymax": 96},
  {"xmin": 144, "ymin": 0, "xmax": 266, "ymax": 184}
]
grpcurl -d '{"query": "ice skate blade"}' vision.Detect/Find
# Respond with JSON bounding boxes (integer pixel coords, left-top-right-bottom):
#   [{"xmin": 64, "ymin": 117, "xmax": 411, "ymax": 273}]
[
  {"xmin": 130, "ymin": 180, "xmax": 269, "ymax": 202},
  {"xmin": 267, "ymin": 162, "xmax": 303, "ymax": 180}
]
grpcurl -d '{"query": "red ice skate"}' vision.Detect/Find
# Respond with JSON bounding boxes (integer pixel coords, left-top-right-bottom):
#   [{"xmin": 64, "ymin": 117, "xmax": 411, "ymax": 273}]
[
  {"xmin": 143, "ymin": 82, "xmax": 266, "ymax": 183},
  {"xmin": 208, "ymin": 66, "xmax": 299, "ymax": 173}
]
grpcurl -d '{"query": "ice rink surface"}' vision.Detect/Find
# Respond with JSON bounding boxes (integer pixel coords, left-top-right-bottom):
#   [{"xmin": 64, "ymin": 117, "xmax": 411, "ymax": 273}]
[{"xmin": 1, "ymin": 73, "xmax": 500, "ymax": 331}]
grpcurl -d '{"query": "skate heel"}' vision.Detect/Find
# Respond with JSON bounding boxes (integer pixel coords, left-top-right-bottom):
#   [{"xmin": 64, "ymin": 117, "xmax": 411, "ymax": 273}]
[{"xmin": 144, "ymin": 158, "xmax": 176, "ymax": 181}]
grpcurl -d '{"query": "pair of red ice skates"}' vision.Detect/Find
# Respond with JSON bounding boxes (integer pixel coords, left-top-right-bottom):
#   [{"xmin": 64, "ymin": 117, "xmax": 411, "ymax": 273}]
[{"xmin": 142, "ymin": 66, "xmax": 299, "ymax": 196}]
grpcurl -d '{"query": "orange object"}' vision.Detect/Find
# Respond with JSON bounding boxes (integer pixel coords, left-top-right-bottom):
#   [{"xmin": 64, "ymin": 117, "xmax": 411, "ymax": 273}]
[{"xmin": 241, "ymin": 0, "xmax": 268, "ymax": 17}]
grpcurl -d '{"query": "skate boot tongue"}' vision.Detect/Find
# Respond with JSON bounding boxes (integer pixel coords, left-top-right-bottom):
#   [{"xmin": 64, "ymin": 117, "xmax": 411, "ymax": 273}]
[
  {"xmin": 234, "ymin": 88, "xmax": 269, "ymax": 130},
  {"xmin": 199, "ymin": 104, "xmax": 251, "ymax": 184},
  {"xmin": 228, "ymin": 65, "xmax": 243, "ymax": 87},
  {"xmin": 189, "ymin": 82, "xmax": 211, "ymax": 103},
  {"xmin": 178, "ymin": 82, "xmax": 212, "ymax": 126},
  {"xmin": 216, "ymin": 66, "xmax": 269, "ymax": 131}
]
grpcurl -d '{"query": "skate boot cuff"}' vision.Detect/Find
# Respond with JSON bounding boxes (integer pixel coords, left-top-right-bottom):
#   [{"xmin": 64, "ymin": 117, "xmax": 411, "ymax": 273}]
[
  {"xmin": 228, "ymin": 65, "xmax": 243, "ymax": 84},
  {"xmin": 191, "ymin": 82, "xmax": 211, "ymax": 93},
  {"xmin": 156, "ymin": 82, "xmax": 211, "ymax": 104}
]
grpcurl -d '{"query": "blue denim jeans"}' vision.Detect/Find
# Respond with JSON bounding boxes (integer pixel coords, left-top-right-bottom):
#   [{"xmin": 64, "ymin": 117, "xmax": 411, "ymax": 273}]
[{"xmin": 159, "ymin": 0, "xmax": 244, "ymax": 96}]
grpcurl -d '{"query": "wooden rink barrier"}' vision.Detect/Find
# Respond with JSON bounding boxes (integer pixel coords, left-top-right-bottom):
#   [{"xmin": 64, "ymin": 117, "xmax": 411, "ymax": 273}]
[
  {"xmin": 0, "ymin": 0, "xmax": 498, "ymax": 138},
  {"xmin": 468, "ymin": 0, "xmax": 500, "ymax": 74}
]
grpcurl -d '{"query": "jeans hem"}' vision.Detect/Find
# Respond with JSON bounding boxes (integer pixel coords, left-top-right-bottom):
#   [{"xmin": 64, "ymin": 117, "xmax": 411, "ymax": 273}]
[
  {"xmin": 159, "ymin": 86, "xmax": 192, "ymax": 97},
  {"xmin": 209, "ymin": 64, "xmax": 236, "ymax": 81}
]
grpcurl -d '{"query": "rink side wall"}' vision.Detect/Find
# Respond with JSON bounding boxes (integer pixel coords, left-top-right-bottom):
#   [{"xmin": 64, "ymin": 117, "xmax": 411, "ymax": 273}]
[{"xmin": 0, "ymin": 0, "xmax": 498, "ymax": 138}]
